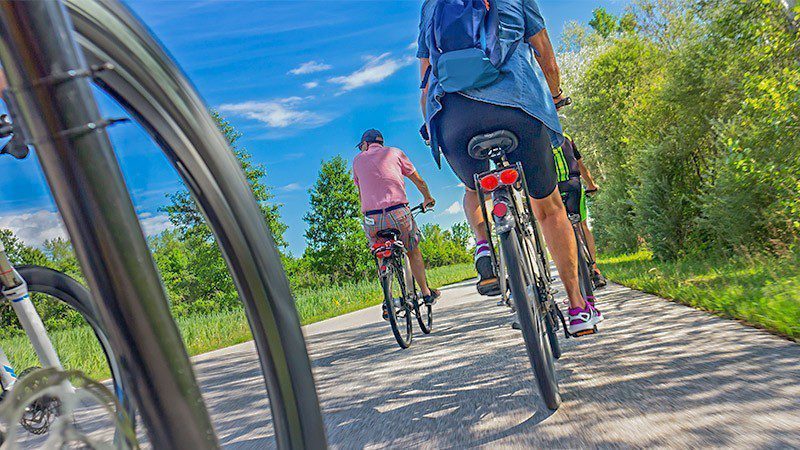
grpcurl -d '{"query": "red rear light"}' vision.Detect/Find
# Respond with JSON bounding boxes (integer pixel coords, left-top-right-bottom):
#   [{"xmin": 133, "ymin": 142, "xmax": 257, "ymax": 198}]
[
  {"xmin": 499, "ymin": 169, "xmax": 519, "ymax": 185},
  {"xmin": 493, "ymin": 202, "xmax": 508, "ymax": 217},
  {"xmin": 479, "ymin": 174, "xmax": 499, "ymax": 191}
]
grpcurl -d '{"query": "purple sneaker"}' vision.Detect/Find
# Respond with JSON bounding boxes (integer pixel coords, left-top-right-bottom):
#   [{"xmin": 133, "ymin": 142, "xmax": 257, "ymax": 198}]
[{"xmin": 567, "ymin": 302, "xmax": 603, "ymax": 335}]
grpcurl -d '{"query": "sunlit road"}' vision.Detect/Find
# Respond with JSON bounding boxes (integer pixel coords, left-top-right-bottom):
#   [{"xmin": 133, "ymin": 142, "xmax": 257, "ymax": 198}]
[{"xmin": 194, "ymin": 275, "xmax": 800, "ymax": 448}]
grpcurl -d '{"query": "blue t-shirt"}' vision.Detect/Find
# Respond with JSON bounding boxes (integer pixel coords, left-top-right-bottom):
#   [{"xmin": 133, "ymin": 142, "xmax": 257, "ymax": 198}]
[{"xmin": 417, "ymin": 0, "xmax": 564, "ymax": 164}]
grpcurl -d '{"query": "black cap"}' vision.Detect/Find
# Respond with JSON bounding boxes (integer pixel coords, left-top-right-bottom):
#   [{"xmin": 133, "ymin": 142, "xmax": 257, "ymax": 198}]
[{"xmin": 356, "ymin": 129, "xmax": 383, "ymax": 148}]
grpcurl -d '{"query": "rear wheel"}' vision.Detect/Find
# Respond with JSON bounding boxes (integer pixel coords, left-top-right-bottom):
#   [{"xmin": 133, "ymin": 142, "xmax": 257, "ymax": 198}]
[
  {"xmin": 499, "ymin": 229, "xmax": 561, "ymax": 410},
  {"xmin": 382, "ymin": 261, "xmax": 413, "ymax": 349}
]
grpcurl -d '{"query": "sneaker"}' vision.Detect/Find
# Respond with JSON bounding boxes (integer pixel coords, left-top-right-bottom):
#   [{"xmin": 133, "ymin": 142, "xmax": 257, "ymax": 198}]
[
  {"xmin": 567, "ymin": 302, "xmax": 603, "ymax": 335},
  {"xmin": 592, "ymin": 270, "xmax": 607, "ymax": 289},
  {"xmin": 423, "ymin": 289, "xmax": 440, "ymax": 306},
  {"xmin": 475, "ymin": 255, "xmax": 500, "ymax": 296},
  {"xmin": 585, "ymin": 295, "xmax": 596, "ymax": 306}
]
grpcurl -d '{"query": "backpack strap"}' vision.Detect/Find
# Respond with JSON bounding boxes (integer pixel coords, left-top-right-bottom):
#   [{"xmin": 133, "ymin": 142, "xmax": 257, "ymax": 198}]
[{"xmin": 420, "ymin": 65, "xmax": 432, "ymax": 89}]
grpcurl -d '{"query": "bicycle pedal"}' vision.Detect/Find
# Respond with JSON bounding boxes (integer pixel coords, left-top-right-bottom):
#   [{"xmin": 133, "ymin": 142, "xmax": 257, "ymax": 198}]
[{"xmin": 573, "ymin": 326, "xmax": 598, "ymax": 337}]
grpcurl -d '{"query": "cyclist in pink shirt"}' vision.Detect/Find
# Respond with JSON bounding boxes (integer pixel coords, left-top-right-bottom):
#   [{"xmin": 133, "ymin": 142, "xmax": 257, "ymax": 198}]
[{"xmin": 353, "ymin": 129, "xmax": 440, "ymax": 320}]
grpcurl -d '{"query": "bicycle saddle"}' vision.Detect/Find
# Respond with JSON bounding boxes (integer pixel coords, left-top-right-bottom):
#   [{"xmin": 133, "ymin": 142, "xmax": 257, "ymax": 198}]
[
  {"xmin": 467, "ymin": 130, "xmax": 519, "ymax": 160},
  {"xmin": 376, "ymin": 229, "xmax": 401, "ymax": 240}
]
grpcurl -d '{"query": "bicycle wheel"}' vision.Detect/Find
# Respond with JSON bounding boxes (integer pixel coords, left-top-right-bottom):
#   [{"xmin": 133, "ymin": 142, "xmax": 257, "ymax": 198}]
[
  {"xmin": 544, "ymin": 311, "xmax": 562, "ymax": 360},
  {"xmin": 520, "ymin": 233, "xmax": 561, "ymax": 360},
  {"xmin": 575, "ymin": 228, "xmax": 595, "ymax": 304},
  {"xmin": 64, "ymin": 1, "xmax": 326, "ymax": 447},
  {"xmin": 2, "ymin": 265, "xmax": 135, "ymax": 445},
  {"xmin": 499, "ymin": 228, "xmax": 561, "ymax": 410},
  {"xmin": 405, "ymin": 256, "xmax": 433, "ymax": 334},
  {"xmin": 414, "ymin": 296, "xmax": 434, "ymax": 335},
  {"xmin": 382, "ymin": 262, "xmax": 413, "ymax": 349}
]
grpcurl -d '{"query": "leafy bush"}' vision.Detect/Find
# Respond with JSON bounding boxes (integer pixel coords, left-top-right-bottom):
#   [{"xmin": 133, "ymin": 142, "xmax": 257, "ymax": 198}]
[
  {"xmin": 418, "ymin": 223, "xmax": 472, "ymax": 268},
  {"xmin": 562, "ymin": 0, "xmax": 800, "ymax": 260}
]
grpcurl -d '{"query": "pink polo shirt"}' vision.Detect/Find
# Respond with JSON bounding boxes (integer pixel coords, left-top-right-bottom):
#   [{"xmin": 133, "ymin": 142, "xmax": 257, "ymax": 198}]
[{"xmin": 353, "ymin": 143, "xmax": 416, "ymax": 213}]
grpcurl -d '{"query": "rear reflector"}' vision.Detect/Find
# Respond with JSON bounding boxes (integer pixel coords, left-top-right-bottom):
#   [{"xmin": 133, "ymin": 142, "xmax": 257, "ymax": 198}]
[
  {"xmin": 499, "ymin": 169, "xmax": 519, "ymax": 185},
  {"xmin": 479, "ymin": 174, "xmax": 499, "ymax": 191},
  {"xmin": 493, "ymin": 202, "xmax": 508, "ymax": 217}
]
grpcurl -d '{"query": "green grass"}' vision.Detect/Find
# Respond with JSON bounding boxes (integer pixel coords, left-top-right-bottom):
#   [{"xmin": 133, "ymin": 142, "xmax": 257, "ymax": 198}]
[
  {"xmin": 0, "ymin": 263, "xmax": 476, "ymax": 380},
  {"xmin": 598, "ymin": 249, "xmax": 800, "ymax": 341}
]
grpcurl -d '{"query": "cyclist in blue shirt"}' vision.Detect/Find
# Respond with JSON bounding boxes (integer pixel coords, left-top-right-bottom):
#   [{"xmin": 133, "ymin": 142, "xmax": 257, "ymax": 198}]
[{"xmin": 417, "ymin": 0, "xmax": 602, "ymax": 334}]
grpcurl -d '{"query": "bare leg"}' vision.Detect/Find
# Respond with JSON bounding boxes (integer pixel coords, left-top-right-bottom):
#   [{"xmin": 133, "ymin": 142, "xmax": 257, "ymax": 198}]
[
  {"xmin": 464, "ymin": 188, "xmax": 489, "ymax": 242},
  {"xmin": 530, "ymin": 188, "xmax": 585, "ymax": 310},
  {"xmin": 407, "ymin": 246, "xmax": 431, "ymax": 296},
  {"xmin": 581, "ymin": 221, "xmax": 601, "ymax": 274}
]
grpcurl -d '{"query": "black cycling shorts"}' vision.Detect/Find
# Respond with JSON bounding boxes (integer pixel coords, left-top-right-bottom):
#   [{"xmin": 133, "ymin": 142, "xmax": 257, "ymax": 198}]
[{"xmin": 436, "ymin": 93, "xmax": 557, "ymax": 199}]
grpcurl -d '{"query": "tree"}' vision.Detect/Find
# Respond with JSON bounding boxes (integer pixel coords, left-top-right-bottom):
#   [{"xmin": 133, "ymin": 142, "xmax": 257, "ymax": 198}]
[
  {"xmin": 303, "ymin": 156, "xmax": 372, "ymax": 282},
  {"xmin": 162, "ymin": 110, "xmax": 287, "ymax": 249},
  {"xmin": 589, "ymin": 7, "xmax": 620, "ymax": 38},
  {"xmin": 43, "ymin": 237, "xmax": 81, "ymax": 281},
  {"xmin": 157, "ymin": 110, "xmax": 288, "ymax": 314},
  {"xmin": 0, "ymin": 229, "xmax": 47, "ymax": 266}
]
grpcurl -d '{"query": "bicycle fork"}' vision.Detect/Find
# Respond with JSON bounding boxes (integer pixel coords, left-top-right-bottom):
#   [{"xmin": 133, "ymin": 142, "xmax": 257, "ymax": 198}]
[{"xmin": 0, "ymin": 242, "xmax": 67, "ymax": 391}]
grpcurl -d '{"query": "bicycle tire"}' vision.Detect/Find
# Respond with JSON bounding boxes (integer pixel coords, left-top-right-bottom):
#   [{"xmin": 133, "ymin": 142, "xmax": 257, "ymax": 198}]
[
  {"xmin": 545, "ymin": 311, "xmax": 562, "ymax": 360},
  {"xmin": 415, "ymin": 300, "xmax": 433, "ymax": 335},
  {"xmin": 519, "ymin": 233, "xmax": 561, "ymax": 360},
  {"xmin": 575, "ymin": 228, "xmax": 595, "ymax": 303},
  {"xmin": 382, "ymin": 262, "xmax": 413, "ymax": 349},
  {"xmin": 15, "ymin": 265, "xmax": 136, "ymax": 437},
  {"xmin": 64, "ymin": 1, "xmax": 326, "ymax": 447},
  {"xmin": 499, "ymin": 228, "xmax": 561, "ymax": 410}
]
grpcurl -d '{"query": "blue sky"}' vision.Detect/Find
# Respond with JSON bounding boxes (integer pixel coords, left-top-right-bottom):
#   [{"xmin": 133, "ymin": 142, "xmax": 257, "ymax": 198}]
[{"xmin": 0, "ymin": 0, "xmax": 627, "ymax": 255}]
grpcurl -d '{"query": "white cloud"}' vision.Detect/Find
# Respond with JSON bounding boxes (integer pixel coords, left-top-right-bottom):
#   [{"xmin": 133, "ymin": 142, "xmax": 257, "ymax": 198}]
[
  {"xmin": 441, "ymin": 201, "xmax": 463, "ymax": 216},
  {"xmin": 0, "ymin": 209, "xmax": 172, "ymax": 246},
  {"xmin": 289, "ymin": 61, "xmax": 332, "ymax": 75},
  {"xmin": 0, "ymin": 210, "xmax": 65, "ymax": 246},
  {"xmin": 137, "ymin": 212, "xmax": 173, "ymax": 236},
  {"xmin": 328, "ymin": 53, "xmax": 414, "ymax": 92},
  {"xmin": 218, "ymin": 97, "xmax": 330, "ymax": 128},
  {"xmin": 279, "ymin": 183, "xmax": 303, "ymax": 192},
  {"xmin": 303, "ymin": 81, "xmax": 319, "ymax": 89}
]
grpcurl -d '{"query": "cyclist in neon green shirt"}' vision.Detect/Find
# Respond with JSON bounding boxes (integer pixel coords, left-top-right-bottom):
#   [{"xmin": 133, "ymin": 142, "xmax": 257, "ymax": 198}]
[{"xmin": 553, "ymin": 132, "xmax": 607, "ymax": 289}]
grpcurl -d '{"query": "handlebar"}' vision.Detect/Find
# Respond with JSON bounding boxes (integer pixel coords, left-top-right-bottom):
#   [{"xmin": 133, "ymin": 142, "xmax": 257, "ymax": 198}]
[
  {"xmin": 555, "ymin": 96, "xmax": 572, "ymax": 110},
  {"xmin": 410, "ymin": 202, "xmax": 434, "ymax": 214}
]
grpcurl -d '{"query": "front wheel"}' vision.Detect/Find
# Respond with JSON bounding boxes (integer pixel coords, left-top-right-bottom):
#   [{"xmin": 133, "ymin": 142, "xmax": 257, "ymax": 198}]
[
  {"xmin": 8, "ymin": 266, "xmax": 136, "ymax": 444},
  {"xmin": 575, "ymin": 228, "xmax": 595, "ymax": 304},
  {"xmin": 499, "ymin": 230, "xmax": 561, "ymax": 410},
  {"xmin": 382, "ymin": 261, "xmax": 413, "ymax": 349}
]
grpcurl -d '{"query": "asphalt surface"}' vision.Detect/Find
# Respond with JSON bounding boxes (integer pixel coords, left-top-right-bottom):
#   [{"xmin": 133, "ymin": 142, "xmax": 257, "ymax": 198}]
[
  {"xmin": 10, "ymin": 275, "xmax": 799, "ymax": 448},
  {"xmin": 197, "ymin": 275, "xmax": 800, "ymax": 448}
]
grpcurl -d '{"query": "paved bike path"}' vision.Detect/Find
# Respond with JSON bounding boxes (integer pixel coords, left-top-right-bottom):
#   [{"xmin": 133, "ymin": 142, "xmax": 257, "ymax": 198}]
[{"xmin": 193, "ymin": 275, "xmax": 800, "ymax": 448}]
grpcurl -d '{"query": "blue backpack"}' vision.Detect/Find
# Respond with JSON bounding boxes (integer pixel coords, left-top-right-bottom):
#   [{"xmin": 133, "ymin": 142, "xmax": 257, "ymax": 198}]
[{"xmin": 428, "ymin": 0, "xmax": 516, "ymax": 92}]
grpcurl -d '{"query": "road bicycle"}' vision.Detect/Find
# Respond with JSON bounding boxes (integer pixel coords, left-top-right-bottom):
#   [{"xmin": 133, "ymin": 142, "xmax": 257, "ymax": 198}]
[
  {"xmin": 0, "ymin": 236, "xmax": 134, "ymax": 446},
  {"xmin": 0, "ymin": 0, "xmax": 325, "ymax": 448},
  {"xmin": 470, "ymin": 129, "xmax": 598, "ymax": 411},
  {"xmin": 372, "ymin": 203, "xmax": 433, "ymax": 349}
]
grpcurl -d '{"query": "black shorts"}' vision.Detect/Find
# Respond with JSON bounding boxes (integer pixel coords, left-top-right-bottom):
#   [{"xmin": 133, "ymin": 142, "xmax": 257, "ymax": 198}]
[{"xmin": 435, "ymin": 93, "xmax": 557, "ymax": 199}]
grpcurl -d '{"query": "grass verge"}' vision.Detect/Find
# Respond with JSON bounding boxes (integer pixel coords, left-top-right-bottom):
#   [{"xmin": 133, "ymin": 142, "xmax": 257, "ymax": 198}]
[
  {"xmin": 598, "ymin": 249, "xmax": 799, "ymax": 341},
  {"xmin": 0, "ymin": 263, "xmax": 476, "ymax": 380}
]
